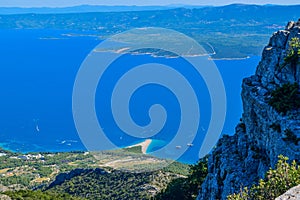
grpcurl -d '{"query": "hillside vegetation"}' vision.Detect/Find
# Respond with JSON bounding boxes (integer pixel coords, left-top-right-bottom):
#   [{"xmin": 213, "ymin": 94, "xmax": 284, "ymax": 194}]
[{"xmin": 0, "ymin": 148, "xmax": 190, "ymax": 199}]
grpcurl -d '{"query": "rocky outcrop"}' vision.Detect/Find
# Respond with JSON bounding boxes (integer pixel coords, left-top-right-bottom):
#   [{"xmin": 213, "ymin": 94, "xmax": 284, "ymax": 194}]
[
  {"xmin": 198, "ymin": 19, "xmax": 300, "ymax": 200},
  {"xmin": 275, "ymin": 184, "xmax": 300, "ymax": 200},
  {"xmin": 257, "ymin": 19, "xmax": 300, "ymax": 89},
  {"xmin": 0, "ymin": 184, "xmax": 8, "ymax": 193},
  {"xmin": 0, "ymin": 194, "xmax": 11, "ymax": 200}
]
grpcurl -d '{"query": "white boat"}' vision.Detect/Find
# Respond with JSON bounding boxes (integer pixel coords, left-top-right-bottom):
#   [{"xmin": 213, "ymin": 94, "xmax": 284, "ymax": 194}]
[{"xmin": 36, "ymin": 125, "xmax": 40, "ymax": 132}]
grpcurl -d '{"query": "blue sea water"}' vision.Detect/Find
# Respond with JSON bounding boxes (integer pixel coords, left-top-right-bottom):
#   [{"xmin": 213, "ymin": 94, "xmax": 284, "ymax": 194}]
[{"xmin": 0, "ymin": 29, "xmax": 260, "ymax": 163}]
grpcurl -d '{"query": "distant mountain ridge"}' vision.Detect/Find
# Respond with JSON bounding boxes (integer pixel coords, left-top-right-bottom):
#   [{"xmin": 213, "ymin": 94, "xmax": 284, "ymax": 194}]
[
  {"xmin": 0, "ymin": 4, "xmax": 299, "ymax": 15},
  {"xmin": 0, "ymin": 5, "xmax": 206, "ymax": 15},
  {"xmin": 1, "ymin": 4, "xmax": 299, "ymax": 58}
]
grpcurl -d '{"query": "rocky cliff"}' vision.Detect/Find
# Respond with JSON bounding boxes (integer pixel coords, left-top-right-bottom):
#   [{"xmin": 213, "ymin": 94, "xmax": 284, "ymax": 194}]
[{"xmin": 198, "ymin": 19, "xmax": 300, "ymax": 200}]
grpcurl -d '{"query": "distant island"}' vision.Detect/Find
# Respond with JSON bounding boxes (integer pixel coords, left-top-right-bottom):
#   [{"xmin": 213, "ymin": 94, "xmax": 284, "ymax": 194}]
[{"xmin": 0, "ymin": 4, "xmax": 299, "ymax": 58}]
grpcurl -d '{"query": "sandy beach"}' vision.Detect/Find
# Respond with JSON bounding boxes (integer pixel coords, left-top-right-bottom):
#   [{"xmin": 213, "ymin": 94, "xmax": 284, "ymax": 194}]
[{"xmin": 127, "ymin": 139, "xmax": 152, "ymax": 154}]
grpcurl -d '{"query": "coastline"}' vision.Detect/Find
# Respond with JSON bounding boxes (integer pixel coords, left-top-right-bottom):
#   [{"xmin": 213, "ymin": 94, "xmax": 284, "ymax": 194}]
[
  {"xmin": 0, "ymin": 138, "xmax": 154, "ymax": 155},
  {"xmin": 209, "ymin": 56, "xmax": 251, "ymax": 61},
  {"xmin": 127, "ymin": 139, "xmax": 152, "ymax": 154}
]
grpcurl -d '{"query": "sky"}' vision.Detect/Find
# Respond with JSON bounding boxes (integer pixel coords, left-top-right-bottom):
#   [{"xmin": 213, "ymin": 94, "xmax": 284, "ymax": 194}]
[{"xmin": 0, "ymin": 0, "xmax": 299, "ymax": 8}]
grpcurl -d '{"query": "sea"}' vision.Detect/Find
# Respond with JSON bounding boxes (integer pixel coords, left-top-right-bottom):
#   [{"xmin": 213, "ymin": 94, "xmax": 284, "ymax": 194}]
[{"xmin": 0, "ymin": 29, "xmax": 261, "ymax": 163}]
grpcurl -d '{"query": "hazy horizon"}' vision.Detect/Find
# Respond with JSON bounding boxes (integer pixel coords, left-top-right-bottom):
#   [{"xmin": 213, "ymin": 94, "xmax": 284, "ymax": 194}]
[{"xmin": 0, "ymin": 0, "xmax": 299, "ymax": 8}]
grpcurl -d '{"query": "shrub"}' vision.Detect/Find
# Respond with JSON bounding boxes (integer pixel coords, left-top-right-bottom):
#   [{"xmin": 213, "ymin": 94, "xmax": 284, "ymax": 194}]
[
  {"xmin": 3, "ymin": 190, "xmax": 82, "ymax": 200},
  {"xmin": 227, "ymin": 188, "xmax": 249, "ymax": 200},
  {"xmin": 227, "ymin": 155, "xmax": 300, "ymax": 200},
  {"xmin": 268, "ymin": 82, "xmax": 300, "ymax": 114},
  {"xmin": 155, "ymin": 156, "xmax": 208, "ymax": 200},
  {"xmin": 284, "ymin": 37, "xmax": 300, "ymax": 67}
]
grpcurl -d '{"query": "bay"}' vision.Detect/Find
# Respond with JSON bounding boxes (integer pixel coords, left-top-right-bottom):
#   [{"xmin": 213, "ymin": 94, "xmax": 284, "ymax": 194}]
[{"xmin": 0, "ymin": 29, "xmax": 260, "ymax": 163}]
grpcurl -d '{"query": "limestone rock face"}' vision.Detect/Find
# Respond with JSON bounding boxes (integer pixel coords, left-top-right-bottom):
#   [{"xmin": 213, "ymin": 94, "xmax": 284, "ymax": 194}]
[
  {"xmin": 197, "ymin": 20, "xmax": 300, "ymax": 200},
  {"xmin": 256, "ymin": 20, "xmax": 300, "ymax": 89},
  {"xmin": 275, "ymin": 185, "xmax": 300, "ymax": 200},
  {"xmin": 0, "ymin": 194, "xmax": 11, "ymax": 200}
]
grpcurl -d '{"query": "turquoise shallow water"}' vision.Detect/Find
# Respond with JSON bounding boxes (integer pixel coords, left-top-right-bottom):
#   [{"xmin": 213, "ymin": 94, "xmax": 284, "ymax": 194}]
[
  {"xmin": 146, "ymin": 139, "xmax": 167, "ymax": 154},
  {"xmin": 0, "ymin": 29, "xmax": 260, "ymax": 163}
]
